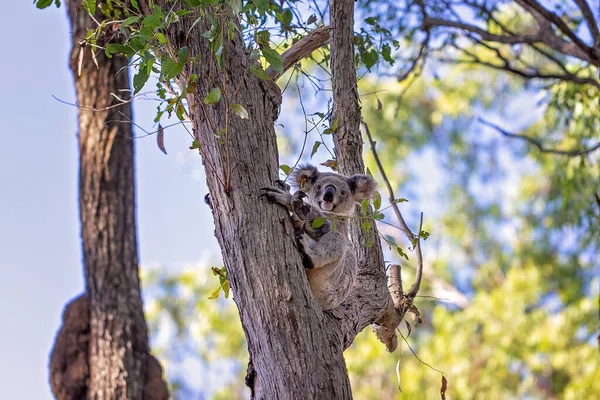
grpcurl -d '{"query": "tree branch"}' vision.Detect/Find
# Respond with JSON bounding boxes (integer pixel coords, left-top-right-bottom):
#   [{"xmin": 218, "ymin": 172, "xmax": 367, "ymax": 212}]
[
  {"xmin": 424, "ymin": 17, "xmax": 541, "ymax": 44},
  {"xmin": 268, "ymin": 26, "xmax": 332, "ymax": 81},
  {"xmin": 515, "ymin": 0, "xmax": 599, "ymax": 64},
  {"xmin": 479, "ymin": 118, "xmax": 600, "ymax": 157},
  {"xmin": 573, "ymin": 0, "xmax": 600, "ymax": 45},
  {"xmin": 422, "ymin": 1, "xmax": 600, "ymax": 66}
]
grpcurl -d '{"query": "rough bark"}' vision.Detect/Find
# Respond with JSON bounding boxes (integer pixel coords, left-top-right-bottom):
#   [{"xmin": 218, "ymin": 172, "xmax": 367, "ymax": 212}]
[{"xmin": 49, "ymin": 3, "xmax": 168, "ymax": 399}]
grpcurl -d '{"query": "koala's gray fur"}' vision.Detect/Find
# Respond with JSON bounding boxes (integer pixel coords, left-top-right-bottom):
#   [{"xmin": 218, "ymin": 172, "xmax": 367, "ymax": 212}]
[{"xmin": 261, "ymin": 164, "xmax": 376, "ymax": 310}]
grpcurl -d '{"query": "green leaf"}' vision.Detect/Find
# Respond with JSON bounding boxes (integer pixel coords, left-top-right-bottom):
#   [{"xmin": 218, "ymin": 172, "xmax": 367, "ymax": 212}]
[
  {"xmin": 250, "ymin": 65, "xmax": 270, "ymax": 80},
  {"xmin": 202, "ymin": 0, "xmax": 220, "ymax": 4},
  {"xmin": 131, "ymin": 0, "xmax": 139, "ymax": 11},
  {"xmin": 323, "ymin": 119, "xmax": 338, "ymax": 135},
  {"xmin": 156, "ymin": 32, "xmax": 167, "ymax": 44},
  {"xmin": 361, "ymin": 220, "xmax": 372, "ymax": 231},
  {"xmin": 311, "ymin": 141, "xmax": 321, "ymax": 158},
  {"xmin": 231, "ymin": 103, "xmax": 249, "ymax": 119},
  {"xmin": 393, "ymin": 198, "xmax": 409, "ymax": 204},
  {"xmin": 331, "ymin": 219, "xmax": 337, "ymax": 233},
  {"xmin": 252, "ymin": 0, "xmax": 269, "ymax": 13},
  {"xmin": 208, "ymin": 286, "xmax": 222, "ymax": 300},
  {"xmin": 254, "ymin": 30, "xmax": 270, "ymax": 47},
  {"xmin": 105, "ymin": 44, "xmax": 134, "ymax": 58},
  {"xmin": 262, "ymin": 48, "xmax": 283, "ymax": 74},
  {"xmin": 189, "ymin": 139, "xmax": 200, "ymax": 150},
  {"xmin": 35, "ymin": 0, "xmax": 54, "ymax": 9},
  {"xmin": 361, "ymin": 198, "xmax": 370, "ymax": 216},
  {"xmin": 133, "ymin": 65, "xmax": 150, "ymax": 94},
  {"xmin": 121, "ymin": 16, "xmax": 139, "ymax": 28},
  {"xmin": 230, "ymin": 0, "xmax": 242, "ymax": 14},
  {"xmin": 161, "ymin": 58, "xmax": 183, "ymax": 80},
  {"xmin": 373, "ymin": 191, "xmax": 382, "ymax": 210},
  {"xmin": 419, "ymin": 230, "xmax": 430, "ymax": 240},
  {"xmin": 82, "ymin": 0, "xmax": 96, "ymax": 14},
  {"xmin": 396, "ymin": 246, "xmax": 409, "ymax": 260},
  {"xmin": 381, "ymin": 43, "xmax": 394, "ymax": 65},
  {"xmin": 276, "ymin": 9, "xmax": 293, "ymax": 26},
  {"xmin": 311, "ymin": 218, "xmax": 325, "ymax": 228},
  {"xmin": 280, "ymin": 164, "xmax": 292, "ymax": 175},
  {"xmin": 204, "ymin": 88, "xmax": 222, "ymax": 105},
  {"xmin": 142, "ymin": 14, "xmax": 162, "ymax": 29},
  {"xmin": 363, "ymin": 48, "xmax": 379, "ymax": 71},
  {"xmin": 178, "ymin": 46, "xmax": 189, "ymax": 63}
]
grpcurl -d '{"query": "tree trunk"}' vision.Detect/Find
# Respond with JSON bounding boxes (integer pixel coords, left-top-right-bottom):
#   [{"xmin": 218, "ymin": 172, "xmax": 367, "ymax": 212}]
[
  {"xmin": 49, "ymin": 3, "xmax": 168, "ymax": 399},
  {"xmin": 159, "ymin": 10, "xmax": 354, "ymax": 400}
]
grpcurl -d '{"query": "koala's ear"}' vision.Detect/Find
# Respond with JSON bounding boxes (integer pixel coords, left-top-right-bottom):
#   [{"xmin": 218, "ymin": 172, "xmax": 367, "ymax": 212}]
[
  {"xmin": 291, "ymin": 164, "xmax": 320, "ymax": 191},
  {"xmin": 348, "ymin": 174, "xmax": 377, "ymax": 202}
]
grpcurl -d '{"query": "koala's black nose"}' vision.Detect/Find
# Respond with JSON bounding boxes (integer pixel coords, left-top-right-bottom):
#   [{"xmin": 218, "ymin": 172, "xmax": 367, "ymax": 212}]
[{"xmin": 323, "ymin": 185, "xmax": 336, "ymax": 202}]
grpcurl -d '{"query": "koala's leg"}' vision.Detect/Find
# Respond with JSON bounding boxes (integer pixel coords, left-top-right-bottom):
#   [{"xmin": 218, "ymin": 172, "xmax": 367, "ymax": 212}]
[
  {"xmin": 295, "ymin": 230, "xmax": 315, "ymax": 270},
  {"xmin": 298, "ymin": 231, "xmax": 344, "ymax": 270}
]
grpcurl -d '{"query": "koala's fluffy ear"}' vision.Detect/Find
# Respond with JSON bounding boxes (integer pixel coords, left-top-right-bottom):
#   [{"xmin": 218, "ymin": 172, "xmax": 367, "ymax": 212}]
[
  {"xmin": 292, "ymin": 164, "xmax": 320, "ymax": 191},
  {"xmin": 348, "ymin": 174, "xmax": 377, "ymax": 202}
]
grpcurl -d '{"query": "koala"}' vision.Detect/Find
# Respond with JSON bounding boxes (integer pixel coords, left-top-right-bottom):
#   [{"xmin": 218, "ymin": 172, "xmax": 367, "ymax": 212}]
[{"xmin": 260, "ymin": 164, "xmax": 376, "ymax": 310}]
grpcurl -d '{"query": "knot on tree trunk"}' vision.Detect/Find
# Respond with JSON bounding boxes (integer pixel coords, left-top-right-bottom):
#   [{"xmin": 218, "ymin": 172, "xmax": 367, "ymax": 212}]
[{"xmin": 49, "ymin": 294, "xmax": 170, "ymax": 400}]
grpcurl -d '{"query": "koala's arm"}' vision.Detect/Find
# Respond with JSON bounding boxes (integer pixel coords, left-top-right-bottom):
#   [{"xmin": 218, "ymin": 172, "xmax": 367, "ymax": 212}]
[{"xmin": 298, "ymin": 230, "xmax": 345, "ymax": 270}]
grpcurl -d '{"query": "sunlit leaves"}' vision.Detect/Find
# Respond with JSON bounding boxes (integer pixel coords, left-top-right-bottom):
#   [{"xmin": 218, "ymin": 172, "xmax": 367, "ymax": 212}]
[{"xmin": 209, "ymin": 266, "xmax": 230, "ymax": 299}]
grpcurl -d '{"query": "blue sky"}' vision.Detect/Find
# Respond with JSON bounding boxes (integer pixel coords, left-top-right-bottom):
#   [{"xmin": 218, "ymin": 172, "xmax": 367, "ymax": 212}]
[{"xmin": 0, "ymin": 3, "xmax": 220, "ymax": 398}]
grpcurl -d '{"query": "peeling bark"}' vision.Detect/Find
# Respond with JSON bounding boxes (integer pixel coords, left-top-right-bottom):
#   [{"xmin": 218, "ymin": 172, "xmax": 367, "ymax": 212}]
[{"xmin": 49, "ymin": 3, "xmax": 168, "ymax": 399}]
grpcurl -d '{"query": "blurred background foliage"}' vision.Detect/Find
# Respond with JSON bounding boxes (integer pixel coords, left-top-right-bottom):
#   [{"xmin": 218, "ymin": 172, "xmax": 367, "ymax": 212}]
[{"xmin": 142, "ymin": 0, "xmax": 599, "ymax": 398}]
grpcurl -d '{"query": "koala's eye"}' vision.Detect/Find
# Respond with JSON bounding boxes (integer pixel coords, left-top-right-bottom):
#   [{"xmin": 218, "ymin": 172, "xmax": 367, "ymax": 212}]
[
  {"xmin": 316, "ymin": 184, "xmax": 322, "ymax": 190},
  {"xmin": 340, "ymin": 190, "xmax": 347, "ymax": 196}
]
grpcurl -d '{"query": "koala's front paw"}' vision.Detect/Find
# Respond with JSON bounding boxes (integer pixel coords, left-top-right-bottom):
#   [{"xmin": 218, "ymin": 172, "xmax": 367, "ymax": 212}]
[
  {"xmin": 295, "ymin": 232, "xmax": 315, "ymax": 269},
  {"xmin": 260, "ymin": 185, "xmax": 292, "ymax": 208},
  {"xmin": 291, "ymin": 191, "xmax": 311, "ymax": 219}
]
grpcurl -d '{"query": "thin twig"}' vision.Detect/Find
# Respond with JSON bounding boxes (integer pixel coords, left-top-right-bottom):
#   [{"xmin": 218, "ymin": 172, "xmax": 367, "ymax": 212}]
[{"xmin": 362, "ymin": 121, "xmax": 424, "ymax": 299}]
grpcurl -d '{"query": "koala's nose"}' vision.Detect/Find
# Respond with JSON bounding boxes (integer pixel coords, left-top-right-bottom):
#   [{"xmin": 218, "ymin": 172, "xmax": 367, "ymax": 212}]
[{"xmin": 323, "ymin": 185, "xmax": 336, "ymax": 202}]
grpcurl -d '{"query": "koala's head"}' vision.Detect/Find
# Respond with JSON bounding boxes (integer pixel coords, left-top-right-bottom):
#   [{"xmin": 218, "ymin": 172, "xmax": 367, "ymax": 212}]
[{"xmin": 292, "ymin": 164, "xmax": 377, "ymax": 215}]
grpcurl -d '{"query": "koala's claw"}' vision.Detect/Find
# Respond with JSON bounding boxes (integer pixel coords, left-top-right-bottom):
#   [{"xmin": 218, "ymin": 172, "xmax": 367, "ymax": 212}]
[{"xmin": 273, "ymin": 179, "xmax": 291, "ymax": 192}]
